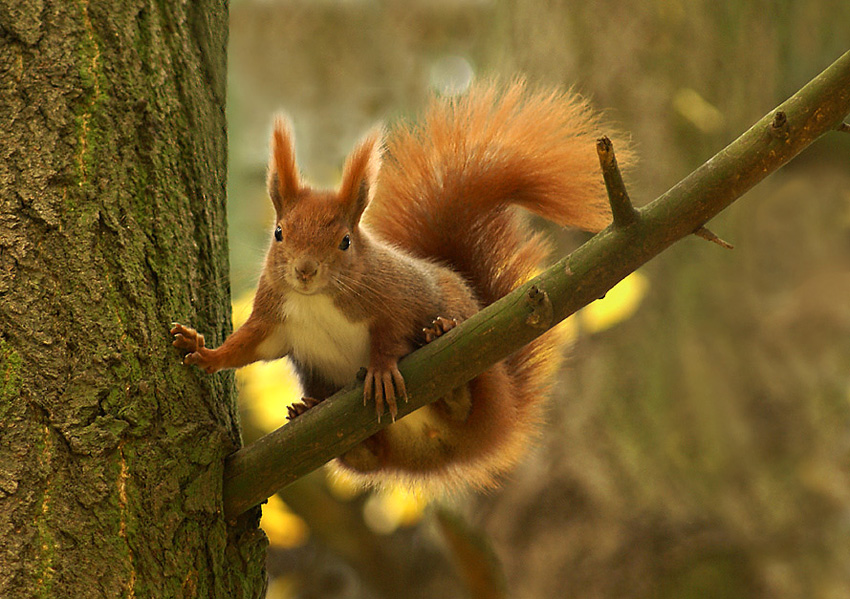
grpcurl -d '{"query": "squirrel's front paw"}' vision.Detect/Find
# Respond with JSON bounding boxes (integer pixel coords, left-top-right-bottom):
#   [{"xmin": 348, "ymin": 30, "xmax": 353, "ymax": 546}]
[
  {"xmin": 171, "ymin": 323, "xmax": 204, "ymax": 352},
  {"xmin": 170, "ymin": 323, "xmax": 218, "ymax": 373},
  {"xmin": 364, "ymin": 361, "xmax": 408, "ymax": 422}
]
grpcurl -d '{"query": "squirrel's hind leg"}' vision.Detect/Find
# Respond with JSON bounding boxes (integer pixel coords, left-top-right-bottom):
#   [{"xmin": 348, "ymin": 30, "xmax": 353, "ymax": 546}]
[{"xmin": 286, "ymin": 397, "xmax": 323, "ymax": 421}]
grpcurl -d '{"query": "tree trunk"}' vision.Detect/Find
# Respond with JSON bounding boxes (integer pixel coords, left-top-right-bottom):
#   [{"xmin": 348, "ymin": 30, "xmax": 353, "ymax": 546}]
[{"xmin": 0, "ymin": 1, "xmax": 267, "ymax": 597}]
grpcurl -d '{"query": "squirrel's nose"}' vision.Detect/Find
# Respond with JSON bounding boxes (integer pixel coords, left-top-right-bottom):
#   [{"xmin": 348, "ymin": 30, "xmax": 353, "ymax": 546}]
[{"xmin": 294, "ymin": 259, "xmax": 319, "ymax": 282}]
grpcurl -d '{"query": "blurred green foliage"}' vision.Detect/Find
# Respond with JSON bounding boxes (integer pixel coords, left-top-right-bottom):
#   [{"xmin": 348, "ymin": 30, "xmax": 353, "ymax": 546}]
[{"xmin": 227, "ymin": 1, "xmax": 850, "ymax": 597}]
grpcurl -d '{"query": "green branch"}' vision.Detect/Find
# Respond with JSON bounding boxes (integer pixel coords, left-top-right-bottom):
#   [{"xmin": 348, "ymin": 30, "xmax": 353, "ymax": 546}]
[{"xmin": 223, "ymin": 50, "xmax": 850, "ymax": 520}]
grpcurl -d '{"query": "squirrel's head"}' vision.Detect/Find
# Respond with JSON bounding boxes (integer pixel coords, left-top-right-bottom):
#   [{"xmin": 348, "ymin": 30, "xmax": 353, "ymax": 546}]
[{"xmin": 264, "ymin": 115, "xmax": 383, "ymax": 296}]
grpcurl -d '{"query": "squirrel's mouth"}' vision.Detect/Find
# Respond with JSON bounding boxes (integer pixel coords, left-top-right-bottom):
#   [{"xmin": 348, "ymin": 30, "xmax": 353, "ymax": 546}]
[
  {"xmin": 292, "ymin": 287, "xmax": 319, "ymax": 296},
  {"xmin": 289, "ymin": 279, "xmax": 326, "ymax": 296}
]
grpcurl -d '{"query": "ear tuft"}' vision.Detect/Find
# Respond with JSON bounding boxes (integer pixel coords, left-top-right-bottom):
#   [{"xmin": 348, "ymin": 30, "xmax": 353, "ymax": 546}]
[
  {"xmin": 268, "ymin": 115, "xmax": 300, "ymax": 215},
  {"xmin": 338, "ymin": 127, "xmax": 383, "ymax": 225}
]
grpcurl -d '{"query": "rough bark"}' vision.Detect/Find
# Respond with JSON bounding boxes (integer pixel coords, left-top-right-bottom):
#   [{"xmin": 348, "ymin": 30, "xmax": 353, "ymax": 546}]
[{"xmin": 0, "ymin": 1, "xmax": 267, "ymax": 597}]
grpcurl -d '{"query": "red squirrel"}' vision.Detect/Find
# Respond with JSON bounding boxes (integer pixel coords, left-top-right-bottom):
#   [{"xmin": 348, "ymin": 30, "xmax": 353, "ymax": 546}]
[{"xmin": 171, "ymin": 81, "xmax": 627, "ymax": 490}]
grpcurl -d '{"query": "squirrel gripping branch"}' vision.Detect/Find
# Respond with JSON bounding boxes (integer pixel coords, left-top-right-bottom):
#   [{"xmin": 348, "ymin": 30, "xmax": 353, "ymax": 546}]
[{"xmin": 171, "ymin": 80, "xmax": 630, "ymax": 491}]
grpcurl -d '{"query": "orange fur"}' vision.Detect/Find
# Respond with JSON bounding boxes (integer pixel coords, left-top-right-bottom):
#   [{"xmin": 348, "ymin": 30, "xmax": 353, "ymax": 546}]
[
  {"xmin": 270, "ymin": 115, "xmax": 299, "ymax": 208},
  {"xmin": 338, "ymin": 128, "xmax": 382, "ymax": 214}
]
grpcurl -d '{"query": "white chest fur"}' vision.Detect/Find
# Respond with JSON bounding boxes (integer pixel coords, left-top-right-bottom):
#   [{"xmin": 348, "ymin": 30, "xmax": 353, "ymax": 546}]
[{"xmin": 281, "ymin": 292, "xmax": 370, "ymax": 387}]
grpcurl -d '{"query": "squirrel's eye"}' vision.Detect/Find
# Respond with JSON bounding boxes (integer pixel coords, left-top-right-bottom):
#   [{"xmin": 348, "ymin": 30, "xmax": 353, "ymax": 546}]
[
  {"xmin": 338, "ymin": 234, "xmax": 351, "ymax": 251},
  {"xmin": 274, "ymin": 226, "xmax": 283, "ymax": 242}
]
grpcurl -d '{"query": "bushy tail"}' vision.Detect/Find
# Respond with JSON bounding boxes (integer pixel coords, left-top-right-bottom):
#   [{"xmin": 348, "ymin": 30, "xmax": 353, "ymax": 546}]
[
  {"xmin": 364, "ymin": 80, "xmax": 629, "ymax": 432},
  {"xmin": 365, "ymin": 79, "xmax": 624, "ymax": 303}
]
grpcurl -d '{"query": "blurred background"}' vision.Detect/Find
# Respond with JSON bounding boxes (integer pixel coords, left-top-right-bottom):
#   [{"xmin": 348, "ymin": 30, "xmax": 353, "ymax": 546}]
[{"xmin": 225, "ymin": 1, "xmax": 850, "ymax": 597}]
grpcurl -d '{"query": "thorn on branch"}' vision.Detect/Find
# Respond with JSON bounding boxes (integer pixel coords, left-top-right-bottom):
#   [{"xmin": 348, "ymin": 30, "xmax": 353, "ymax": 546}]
[
  {"xmin": 596, "ymin": 136, "xmax": 639, "ymax": 228},
  {"xmin": 837, "ymin": 122, "xmax": 850, "ymax": 134},
  {"xmin": 694, "ymin": 226, "xmax": 734, "ymax": 249},
  {"xmin": 525, "ymin": 285, "xmax": 554, "ymax": 329},
  {"xmin": 770, "ymin": 111, "xmax": 790, "ymax": 140}
]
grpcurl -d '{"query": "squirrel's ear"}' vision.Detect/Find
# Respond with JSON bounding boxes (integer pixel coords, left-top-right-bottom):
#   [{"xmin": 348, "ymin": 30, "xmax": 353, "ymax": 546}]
[
  {"xmin": 338, "ymin": 127, "xmax": 383, "ymax": 226},
  {"xmin": 268, "ymin": 115, "xmax": 300, "ymax": 216}
]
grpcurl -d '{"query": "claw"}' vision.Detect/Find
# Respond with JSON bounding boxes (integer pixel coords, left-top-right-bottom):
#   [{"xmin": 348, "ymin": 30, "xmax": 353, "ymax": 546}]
[
  {"xmin": 363, "ymin": 370, "xmax": 374, "ymax": 405},
  {"xmin": 286, "ymin": 397, "xmax": 322, "ymax": 421},
  {"xmin": 363, "ymin": 362, "xmax": 407, "ymax": 422},
  {"xmin": 170, "ymin": 323, "xmax": 205, "ymax": 353},
  {"xmin": 382, "ymin": 370, "xmax": 397, "ymax": 421},
  {"xmin": 364, "ymin": 368, "xmax": 385, "ymax": 422},
  {"xmin": 423, "ymin": 316, "xmax": 458, "ymax": 343},
  {"xmin": 391, "ymin": 367, "xmax": 408, "ymax": 404}
]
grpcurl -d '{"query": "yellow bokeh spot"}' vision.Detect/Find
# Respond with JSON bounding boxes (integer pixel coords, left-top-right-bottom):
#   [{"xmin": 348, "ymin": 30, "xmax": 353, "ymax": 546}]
[
  {"xmin": 231, "ymin": 290, "xmax": 255, "ymax": 329},
  {"xmin": 579, "ymin": 272, "xmax": 649, "ymax": 334},
  {"xmin": 265, "ymin": 576, "xmax": 297, "ymax": 599},
  {"xmin": 237, "ymin": 360, "xmax": 302, "ymax": 433},
  {"xmin": 673, "ymin": 87, "xmax": 725, "ymax": 134},
  {"xmin": 261, "ymin": 494, "xmax": 310, "ymax": 549}
]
